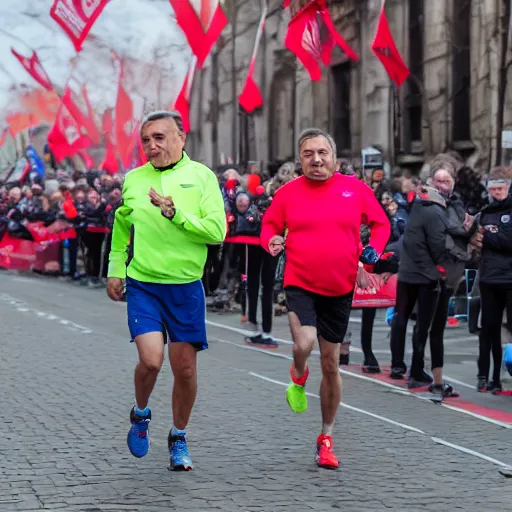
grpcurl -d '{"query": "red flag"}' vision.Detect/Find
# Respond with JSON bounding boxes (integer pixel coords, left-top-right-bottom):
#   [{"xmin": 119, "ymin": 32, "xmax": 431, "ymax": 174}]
[
  {"xmin": 62, "ymin": 86, "xmax": 101, "ymax": 144},
  {"xmin": 11, "ymin": 49, "xmax": 53, "ymax": 91},
  {"xmin": 169, "ymin": 0, "xmax": 228, "ymax": 68},
  {"xmin": 81, "ymin": 84, "xmax": 101, "ymax": 143},
  {"xmin": 284, "ymin": 0, "xmax": 358, "ymax": 81},
  {"xmin": 48, "ymin": 103, "xmax": 90, "ymax": 162},
  {"xmin": 102, "ymin": 108, "xmax": 114, "ymax": 140},
  {"xmin": 100, "ymin": 139, "xmax": 120, "ymax": 174},
  {"xmin": 50, "ymin": 0, "xmax": 109, "ymax": 52},
  {"xmin": 173, "ymin": 58, "xmax": 197, "ymax": 133},
  {"xmin": 115, "ymin": 83, "xmax": 134, "ymax": 168},
  {"xmin": 282, "ymin": 0, "xmax": 291, "ymax": 6},
  {"xmin": 371, "ymin": 2, "xmax": 410, "ymax": 87},
  {"xmin": 239, "ymin": 2, "xmax": 267, "ymax": 113}
]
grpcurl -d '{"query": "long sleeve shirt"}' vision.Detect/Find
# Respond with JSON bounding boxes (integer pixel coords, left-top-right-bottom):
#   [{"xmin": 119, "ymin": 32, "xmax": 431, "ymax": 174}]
[
  {"xmin": 108, "ymin": 152, "xmax": 226, "ymax": 283},
  {"xmin": 260, "ymin": 173, "xmax": 390, "ymax": 296}
]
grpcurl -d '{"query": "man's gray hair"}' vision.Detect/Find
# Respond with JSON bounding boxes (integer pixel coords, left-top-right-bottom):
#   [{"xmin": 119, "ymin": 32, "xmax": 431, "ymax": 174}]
[
  {"xmin": 297, "ymin": 128, "xmax": 337, "ymax": 157},
  {"xmin": 140, "ymin": 110, "xmax": 185, "ymax": 135}
]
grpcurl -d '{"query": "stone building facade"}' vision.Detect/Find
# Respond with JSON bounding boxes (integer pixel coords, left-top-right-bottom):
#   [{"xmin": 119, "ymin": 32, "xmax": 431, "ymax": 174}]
[{"xmin": 186, "ymin": 0, "xmax": 512, "ymax": 173}]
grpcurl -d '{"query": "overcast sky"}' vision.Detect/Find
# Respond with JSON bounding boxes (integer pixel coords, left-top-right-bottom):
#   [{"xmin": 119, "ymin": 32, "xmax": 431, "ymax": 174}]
[{"xmin": 0, "ymin": 0, "xmax": 193, "ymax": 120}]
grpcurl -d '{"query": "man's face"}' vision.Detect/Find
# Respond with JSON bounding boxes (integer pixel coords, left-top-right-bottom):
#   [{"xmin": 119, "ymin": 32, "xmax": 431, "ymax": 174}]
[
  {"xmin": 299, "ymin": 136, "xmax": 336, "ymax": 181},
  {"xmin": 488, "ymin": 182, "xmax": 510, "ymax": 201},
  {"xmin": 432, "ymin": 169, "xmax": 455, "ymax": 197},
  {"xmin": 141, "ymin": 117, "xmax": 185, "ymax": 168}
]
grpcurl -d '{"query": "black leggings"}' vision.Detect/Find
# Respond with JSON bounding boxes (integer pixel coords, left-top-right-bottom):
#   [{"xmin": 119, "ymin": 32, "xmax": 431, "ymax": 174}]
[
  {"xmin": 390, "ymin": 280, "xmax": 440, "ymax": 377},
  {"xmin": 411, "ymin": 282, "xmax": 452, "ymax": 373},
  {"xmin": 478, "ymin": 282, "xmax": 512, "ymax": 382},
  {"xmin": 247, "ymin": 244, "xmax": 278, "ymax": 334}
]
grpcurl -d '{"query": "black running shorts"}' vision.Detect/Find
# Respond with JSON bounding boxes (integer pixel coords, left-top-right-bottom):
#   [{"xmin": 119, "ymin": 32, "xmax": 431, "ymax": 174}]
[{"xmin": 284, "ymin": 286, "xmax": 353, "ymax": 343}]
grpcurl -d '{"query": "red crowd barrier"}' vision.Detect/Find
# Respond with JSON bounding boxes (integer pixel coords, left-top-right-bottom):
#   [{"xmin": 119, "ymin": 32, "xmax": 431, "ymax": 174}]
[
  {"xmin": 352, "ymin": 273, "xmax": 397, "ymax": 309},
  {"xmin": 0, "ymin": 220, "xmax": 77, "ymax": 273}
]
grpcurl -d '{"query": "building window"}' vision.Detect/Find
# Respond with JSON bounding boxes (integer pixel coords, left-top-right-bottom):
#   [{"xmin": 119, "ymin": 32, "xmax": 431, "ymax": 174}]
[
  {"xmin": 452, "ymin": 0, "xmax": 471, "ymax": 142},
  {"xmin": 404, "ymin": 0, "xmax": 424, "ymax": 151},
  {"xmin": 330, "ymin": 62, "xmax": 352, "ymax": 153}
]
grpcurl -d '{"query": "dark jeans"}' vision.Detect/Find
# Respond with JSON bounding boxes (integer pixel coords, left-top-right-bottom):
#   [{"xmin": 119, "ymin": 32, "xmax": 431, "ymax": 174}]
[
  {"xmin": 411, "ymin": 282, "xmax": 452, "ymax": 373},
  {"xmin": 247, "ymin": 244, "xmax": 278, "ymax": 334},
  {"xmin": 478, "ymin": 282, "xmax": 512, "ymax": 382},
  {"xmin": 361, "ymin": 307, "xmax": 377, "ymax": 358},
  {"xmin": 390, "ymin": 280, "xmax": 440, "ymax": 377}
]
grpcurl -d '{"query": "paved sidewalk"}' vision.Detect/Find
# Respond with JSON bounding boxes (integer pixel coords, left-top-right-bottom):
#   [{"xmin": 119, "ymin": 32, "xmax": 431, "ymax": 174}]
[{"xmin": 1, "ymin": 270, "xmax": 511, "ymax": 511}]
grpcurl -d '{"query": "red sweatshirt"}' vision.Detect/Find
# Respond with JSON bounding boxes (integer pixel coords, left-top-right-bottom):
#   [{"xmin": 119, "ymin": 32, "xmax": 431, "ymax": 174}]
[{"xmin": 260, "ymin": 173, "xmax": 391, "ymax": 296}]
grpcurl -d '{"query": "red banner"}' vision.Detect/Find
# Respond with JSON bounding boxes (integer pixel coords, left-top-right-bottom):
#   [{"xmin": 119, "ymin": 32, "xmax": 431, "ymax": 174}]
[
  {"xmin": 371, "ymin": 2, "xmax": 410, "ymax": 87},
  {"xmin": 0, "ymin": 221, "xmax": 77, "ymax": 272},
  {"xmin": 239, "ymin": 2, "xmax": 267, "ymax": 113},
  {"xmin": 352, "ymin": 273, "xmax": 397, "ymax": 308},
  {"xmin": 0, "ymin": 235, "xmax": 37, "ymax": 271},
  {"xmin": 50, "ymin": 0, "xmax": 109, "ymax": 52},
  {"xmin": 169, "ymin": 0, "xmax": 228, "ymax": 68}
]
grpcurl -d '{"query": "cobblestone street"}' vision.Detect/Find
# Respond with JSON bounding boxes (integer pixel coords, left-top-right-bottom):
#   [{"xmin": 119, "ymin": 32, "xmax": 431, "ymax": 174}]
[{"xmin": 1, "ymin": 270, "xmax": 512, "ymax": 511}]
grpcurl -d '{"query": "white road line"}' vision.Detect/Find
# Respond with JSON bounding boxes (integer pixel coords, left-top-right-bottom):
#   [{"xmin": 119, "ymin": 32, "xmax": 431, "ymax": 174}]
[
  {"xmin": 206, "ymin": 319, "xmax": 364, "ymax": 352},
  {"xmin": 248, "ymin": 372, "xmax": 425, "ymax": 435},
  {"xmin": 431, "ymin": 437, "xmax": 512, "ymax": 469},
  {"xmin": 207, "ymin": 320, "xmax": 478, "ymax": 388},
  {"xmin": 214, "ymin": 337, "xmax": 512, "ymax": 430},
  {"xmin": 0, "ymin": 293, "xmax": 92, "ymax": 335},
  {"xmin": 248, "ymin": 370, "xmax": 511, "ymax": 469}
]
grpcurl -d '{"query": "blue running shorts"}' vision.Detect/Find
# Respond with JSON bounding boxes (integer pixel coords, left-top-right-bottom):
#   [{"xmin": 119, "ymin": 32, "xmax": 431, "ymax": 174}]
[{"xmin": 125, "ymin": 277, "xmax": 208, "ymax": 351}]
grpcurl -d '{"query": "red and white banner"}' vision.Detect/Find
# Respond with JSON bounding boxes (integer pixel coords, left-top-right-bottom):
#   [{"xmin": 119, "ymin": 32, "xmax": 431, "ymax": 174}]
[
  {"xmin": 50, "ymin": 0, "xmax": 109, "ymax": 52},
  {"xmin": 169, "ymin": 0, "xmax": 228, "ymax": 68},
  {"xmin": 11, "ymin": 49, "xmax": 53, "ymax": 91},
  {"xmin": 371, "ymin": 0, "xmax": 410, "ymax": 87},
  {"xmin": 285, "ymin": 0, "xmax": 358, "ymax": 81},
  {"xmin": 352, "ymin": 273, "xmax": 397, "ymax": 309},
  {"xmin": 173, "ymin": 57, "xmax": 197, "ymax": 133},
  {"xmin": 239, "ymin": 1, "xmax": 267, "ymax": 113}
]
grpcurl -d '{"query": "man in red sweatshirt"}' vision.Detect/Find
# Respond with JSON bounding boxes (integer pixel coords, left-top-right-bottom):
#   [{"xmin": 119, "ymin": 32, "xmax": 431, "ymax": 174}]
[{"xmin": 260, "ymin": 128, "xmax": 390, "ymax": 469}]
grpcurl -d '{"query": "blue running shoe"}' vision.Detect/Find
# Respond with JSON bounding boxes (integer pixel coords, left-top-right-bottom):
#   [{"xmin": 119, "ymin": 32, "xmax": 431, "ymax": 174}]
[
  {"xmin": 168, "ymin": 430, "xmax": 193, "ymax": 471},
  {"xmin": 127, "ymin": 406, "xmax": 151, "ymax": 458}
]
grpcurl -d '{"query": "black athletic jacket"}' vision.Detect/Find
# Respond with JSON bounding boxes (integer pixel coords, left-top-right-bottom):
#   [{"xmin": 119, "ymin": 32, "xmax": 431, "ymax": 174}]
[{"xmin": 479, "ymin": 195, "xmax": 512, "ymax": 284}]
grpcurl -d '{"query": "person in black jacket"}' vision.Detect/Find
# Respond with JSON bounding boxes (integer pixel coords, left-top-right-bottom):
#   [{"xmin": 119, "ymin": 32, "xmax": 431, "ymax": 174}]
[
  {"xmin": 389, "ymin": 186, "xmax": 455, "ymax": 396},
  {"xmin": 406, "ymin": 159, "xmax": 475, "ymax": 391},
  {"xmin": 470, "ymin": 167, "xmax": 512, "ymax": 392}
]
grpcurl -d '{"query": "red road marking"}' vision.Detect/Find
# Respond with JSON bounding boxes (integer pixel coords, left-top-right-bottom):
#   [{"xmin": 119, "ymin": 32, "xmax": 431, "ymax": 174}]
[{"xmin": 343, "ymin": 364, "xmax": 512, "ymax": 425}]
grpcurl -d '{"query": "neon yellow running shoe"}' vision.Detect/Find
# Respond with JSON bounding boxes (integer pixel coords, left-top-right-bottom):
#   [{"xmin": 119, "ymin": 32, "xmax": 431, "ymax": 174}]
[
  {"xmin": 286, "ymin": 383, "xmax": 308, "ymax": 413},
  {"xmin": 286, "ymin": 364, "xmax": 309, "ymax": 413}
]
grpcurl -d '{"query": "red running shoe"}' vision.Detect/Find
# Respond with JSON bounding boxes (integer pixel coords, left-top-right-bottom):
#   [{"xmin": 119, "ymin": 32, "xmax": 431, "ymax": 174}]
[{"xmin": 315, "ymin": 434, "xmax": 339, "ymax": 469}]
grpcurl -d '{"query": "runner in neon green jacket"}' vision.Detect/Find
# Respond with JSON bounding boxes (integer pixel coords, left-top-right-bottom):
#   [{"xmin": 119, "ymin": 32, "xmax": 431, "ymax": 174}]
[{"xmin": 108, "ymin": 151, "xmax": 226, "ymax": 283}]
